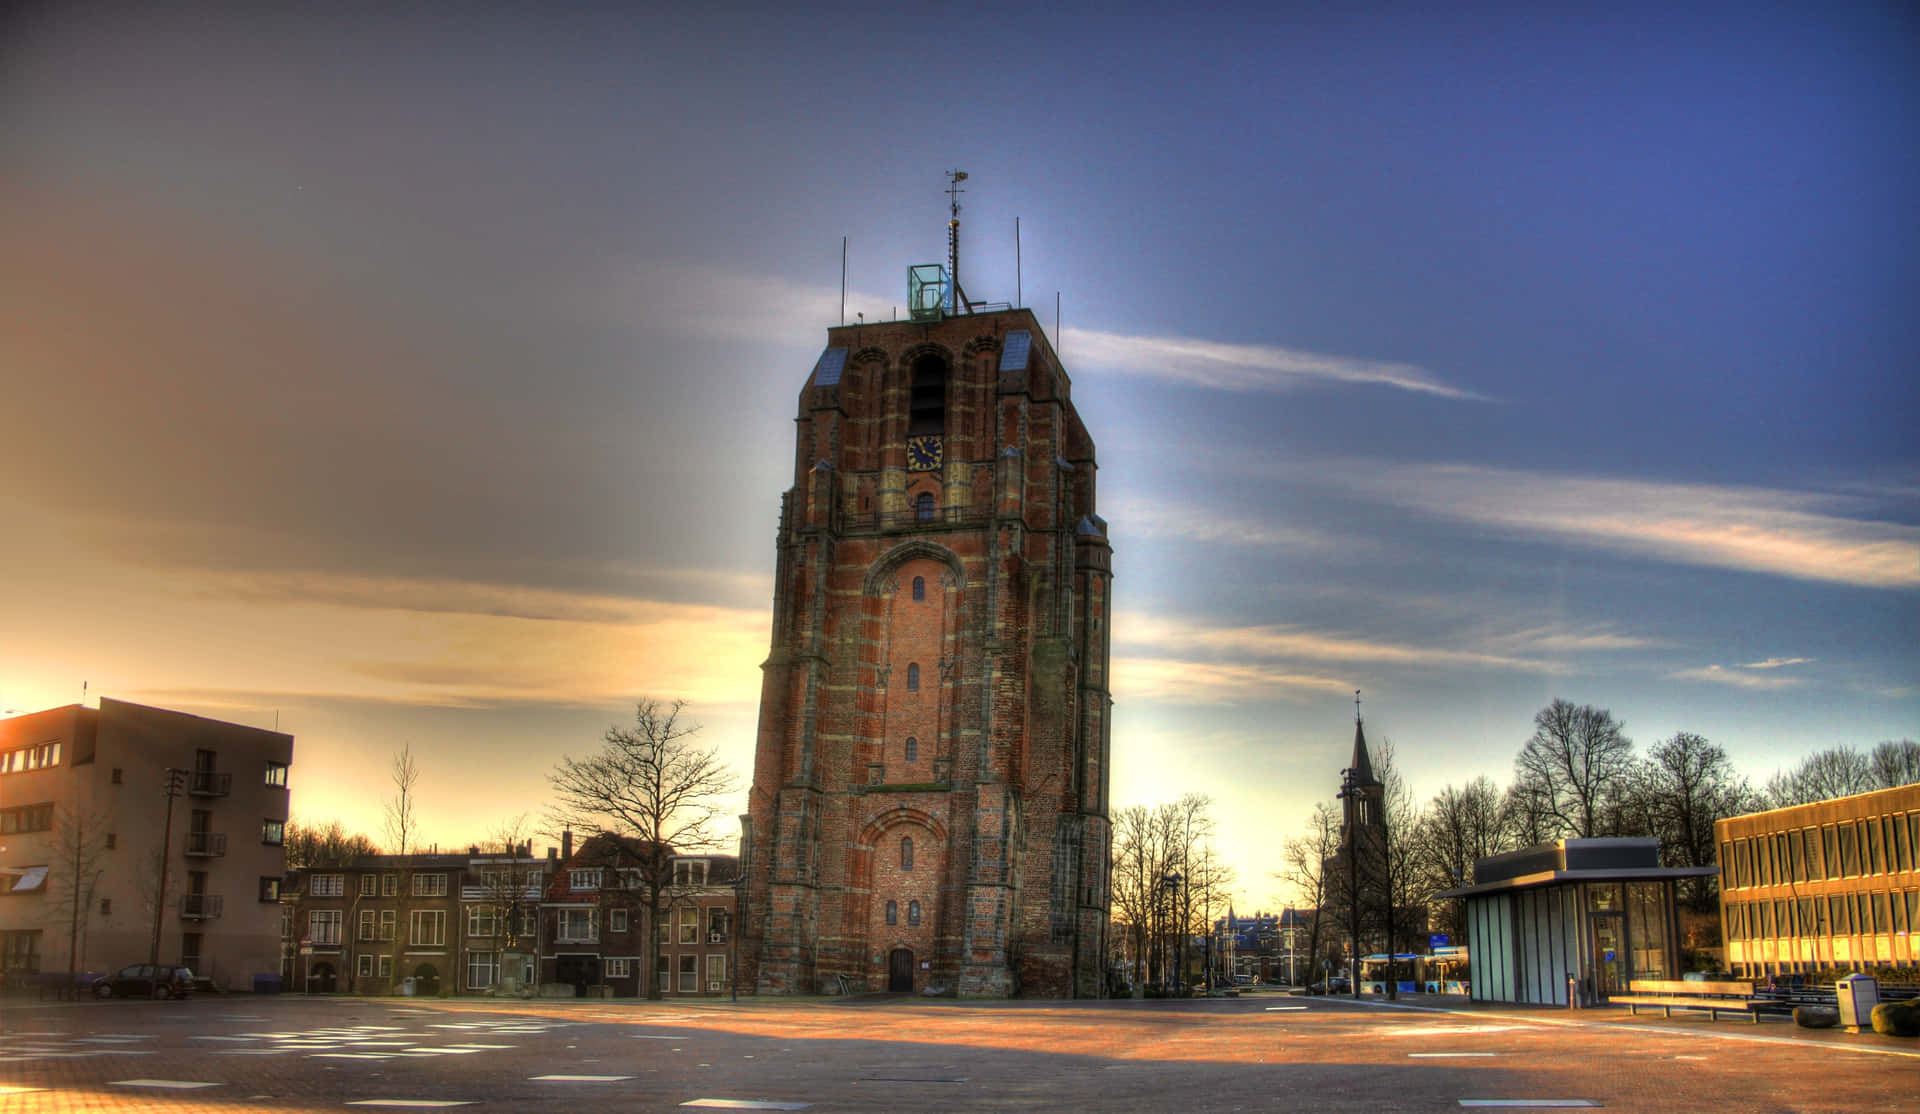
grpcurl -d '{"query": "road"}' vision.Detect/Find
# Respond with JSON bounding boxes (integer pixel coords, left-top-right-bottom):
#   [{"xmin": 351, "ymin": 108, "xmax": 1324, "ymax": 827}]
[{"xmin": 1, "ymin": 991, "xmax": 1912, "ymax": 1111}]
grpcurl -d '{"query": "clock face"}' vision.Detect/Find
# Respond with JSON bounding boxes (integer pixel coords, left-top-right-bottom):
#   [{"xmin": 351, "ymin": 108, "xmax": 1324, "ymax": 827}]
[{"xmin": 906, "ymin": 435, "xmax": 944, "ymax": 471}]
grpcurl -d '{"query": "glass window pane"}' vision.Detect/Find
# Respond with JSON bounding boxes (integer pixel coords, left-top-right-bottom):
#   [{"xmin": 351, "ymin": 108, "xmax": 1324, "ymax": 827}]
[{"xmin": 1626, "ymin": 882, "xmax": 1669, "ymax": 980}]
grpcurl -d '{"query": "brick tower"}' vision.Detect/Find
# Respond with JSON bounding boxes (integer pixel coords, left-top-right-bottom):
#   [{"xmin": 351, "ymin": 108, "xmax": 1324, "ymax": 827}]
[{"xmin": 741, "ymin": 254, "xmax": 1113, "ymax": 998}]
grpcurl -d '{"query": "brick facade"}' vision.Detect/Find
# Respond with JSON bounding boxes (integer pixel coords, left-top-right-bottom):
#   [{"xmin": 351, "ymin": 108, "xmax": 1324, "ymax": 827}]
[{"xmin": 743, "ymin": 308, "xmax": 1113, "ymax": 998}]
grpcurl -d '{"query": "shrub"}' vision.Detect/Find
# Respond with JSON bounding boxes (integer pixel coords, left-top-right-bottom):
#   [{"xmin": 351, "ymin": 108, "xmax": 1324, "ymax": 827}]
[{"xmin": 1870, "ymin": 1000, "xmax": 1919, "ymax": 1038}]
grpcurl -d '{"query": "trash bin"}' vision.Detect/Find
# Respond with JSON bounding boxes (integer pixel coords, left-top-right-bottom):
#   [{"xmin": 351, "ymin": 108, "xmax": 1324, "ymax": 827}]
[
  {"xmin": 401, "ymin": 977, "xmax": 417, "ymax": 997},
  {"xmin": 1835, "ymin": 973, "xmax": 1879, "ymax": 1032},
  {"xmin": 252, "ymin": 974, "xmax": 282, "ymax": 995}
]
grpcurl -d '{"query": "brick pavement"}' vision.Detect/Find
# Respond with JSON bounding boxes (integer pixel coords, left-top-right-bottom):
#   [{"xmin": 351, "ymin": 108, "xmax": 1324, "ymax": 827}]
[{"xmin": 0, "ymin": 991, "xmax": 1911, "ymax": 1112}]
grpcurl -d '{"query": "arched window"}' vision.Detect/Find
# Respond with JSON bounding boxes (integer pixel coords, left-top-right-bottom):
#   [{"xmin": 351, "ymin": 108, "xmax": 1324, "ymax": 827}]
[
  {"xmin": 885, "ymin": 900, "xmax": 898, "ymax": 925},
  {"xmin": 912, "ymin": 576, "xmax": 925, "ymax": 601},
  {"xmin": 900, "ymin": 837, "xmax": 914, "ymax": 871},
  {"xmin": 904, "ymin": 736, "xmax": 918, "ymax": 763},
  {"xmin": 908, "ymin": 900, "xmax": 921, "ymax": 926},
  {"xmin": 915, "ymin": 492, "xmax": 935, "ymax": 521},
  {"xmin": 906, "ymin": 663, "xmax": 919, "ymax": 691}
]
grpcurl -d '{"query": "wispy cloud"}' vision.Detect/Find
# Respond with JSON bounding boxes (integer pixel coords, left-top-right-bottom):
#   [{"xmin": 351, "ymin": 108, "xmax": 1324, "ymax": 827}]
[
  {"xmin": 593, "ymin": 262, "xmax": 1483, "ymax": 401},
  {"xmin": 1113, "ymin": 657, "xmax": 1358, "ymax": 703},
  {"xmin": 1670, "ymin": 664, "xmax": 1809, "ymax": 691},
  {"xmin": 1331, "ymin": 463, "xmax": 1920, "ymax": 590},
  {"xmin": 1743, "ymin": 656, "xmax": 1813, "ymax": 670},
  {"xmin": 1109, "ymin": 498, "xmax": 1343, "ymax": 553},
  {"xmin": 1118, "ymin": 614, "xmax": 1553, "ymax": 672},
  {"xmin": 1062, "ymin": 327, "xmax": 1486, "ymax": 400}
]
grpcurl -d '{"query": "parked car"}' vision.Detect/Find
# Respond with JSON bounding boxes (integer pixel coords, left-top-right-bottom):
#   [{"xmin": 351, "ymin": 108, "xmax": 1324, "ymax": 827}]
[
  {"xmin": 93, "ymin": 964, "xmax": 194, "ymax": 1000},
  {"xmin": 1308, "ymin": 976, "xmax": 1352, "ymax": 994}
]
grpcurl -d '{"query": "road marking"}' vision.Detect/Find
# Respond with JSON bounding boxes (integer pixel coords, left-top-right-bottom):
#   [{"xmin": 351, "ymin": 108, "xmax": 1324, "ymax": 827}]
[
  {"xmin": 346, "ymin": 1102, "xmax": 475, "ymax": 1109},
  {"xmin": 682, "ymin": 1102, "xmax": 812, "ymax": 1111},
  {"xmin": 402, "ymin": 1047, "xmax": 484, "ymax": 1055},
  {"xmin": 111, "ymin": 1079, "xmax": 222, "ymax": 1090},
  {"xmin": 1410, "ymin": 1053, "xmax": 1501, "ymax": 1058},
  {"xmin": 1459, "ymin": 1103, "xmax": 1599, "ymax": 1108},
  {"xmin": 0, "ymin": 1085, "xmax": 46, "ymax": 1095},
  {"xmin": 1265, "ymin": 1006, "xmax": 1308, "ymax": 1011},
  {"xmin": 532, "ymin": 1074, "xmax": 635, "ymax": 1082},
  {"xmin": 445, "ymin": 1043, "xmax": 517, "ymax": 1050},
  {"xmin": 1386, "ymin": 1026, "xmax": 1523, "ymax": 1036}
]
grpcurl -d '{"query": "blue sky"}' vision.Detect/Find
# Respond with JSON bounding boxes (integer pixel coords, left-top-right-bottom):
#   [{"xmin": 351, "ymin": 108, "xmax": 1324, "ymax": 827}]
[{"xmin": 2, "ymin": 0, "xmax": 1913, "ymax": 901}]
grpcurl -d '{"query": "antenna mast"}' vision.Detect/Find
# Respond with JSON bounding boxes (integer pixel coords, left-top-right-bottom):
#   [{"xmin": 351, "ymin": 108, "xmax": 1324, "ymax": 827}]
[{"xmin": 946, "ymin": 169, "xmax": 968, "ymax": 315}]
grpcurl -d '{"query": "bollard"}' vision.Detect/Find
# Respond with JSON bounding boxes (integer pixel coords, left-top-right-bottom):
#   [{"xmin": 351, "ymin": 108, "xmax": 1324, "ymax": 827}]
[{"xmin": 1567, "ymin": 974, "xmax": 1580, "ymax": 1010}]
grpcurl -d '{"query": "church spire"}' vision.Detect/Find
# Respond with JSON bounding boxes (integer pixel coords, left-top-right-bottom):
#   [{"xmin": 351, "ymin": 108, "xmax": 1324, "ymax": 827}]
[{"xmin": 1350, "ymin": 689, "xmax": 1378, "ymax": 786}]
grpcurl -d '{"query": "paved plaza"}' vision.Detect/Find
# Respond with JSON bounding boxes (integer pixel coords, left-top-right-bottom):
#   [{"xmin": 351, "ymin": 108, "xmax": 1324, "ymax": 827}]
[{"xmin": 0, "ymin": 991, "xmax": 1912, "ymax": 1112}]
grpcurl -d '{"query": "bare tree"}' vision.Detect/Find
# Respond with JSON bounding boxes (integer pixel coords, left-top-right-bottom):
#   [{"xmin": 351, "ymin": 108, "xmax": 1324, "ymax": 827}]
[
  {"xmin": 1413, "ymin": 777, "xmax": 1509, "ymax": 941},
  {"xmin": 467, "ymin": 814, "xmax": 538, "ymax": 994},
  {"xmin": 42, "ymin": 803, "xmax": 113, "ymax": 997},
  {"xmin": 1499, "ymin": 778, "xmax": 1556, "ymax": 848},
  {"xmin": 1870, "ymin": 739, "xmax": 1920, "ymax": 788},
  {"xmin": 1279, "ymin": 803, "xmax": 1340, "ymax": 991},
  {"xmin": 1108, "ymin": 804, "xmax": 1163, "ymax": 990},
  {"xmin": 385, "ymin": 744, "xmax": 421, "ymax": 992},
  {"xmin": 1640, "ymin": 733, "xmax": 1754, "ymax": 910},
  {"xmin": 1369, "ymin": 739, "xmax": 1425, "ymax": 998},
  {"xmin": 1766, "ymin": 745, "xmax": 1876, "ymax": 807},
  {"xmin": 547, "ymin": 699, "xmax": 738, "ymax": 1000},
  {"xmin": 284, "ymin": 819, "xmax": 379, "ymax": 869},
  {"xmin": 1512, "ymin": 699, "xmax": 1635, "ymax": 838}
]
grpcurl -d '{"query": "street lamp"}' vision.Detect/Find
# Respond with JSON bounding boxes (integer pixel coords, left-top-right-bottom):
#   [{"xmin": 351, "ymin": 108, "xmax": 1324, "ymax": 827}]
[{"xmin": 1163, "ymin": 872, "xmax": 1184, "ymax": 994}]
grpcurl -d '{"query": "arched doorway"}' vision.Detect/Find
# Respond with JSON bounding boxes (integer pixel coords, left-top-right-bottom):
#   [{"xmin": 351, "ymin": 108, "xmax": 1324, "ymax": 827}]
[
  {"xmin": 412, "ymin": 963, "xmax": 440, "ymax": 996},
  {"xmin": 888, "ymin": 948, "xmax": 914, "ymax": 993},
  {"xmin": 309, "ymin": 961, "xmax": 337, "ymax": 993}
]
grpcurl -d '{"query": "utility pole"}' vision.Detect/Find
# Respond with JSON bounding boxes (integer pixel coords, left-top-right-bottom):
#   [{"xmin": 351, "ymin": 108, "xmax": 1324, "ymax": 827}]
[{"xmin": 149, "ymin": 768, "xmax": 186, "ymax": 966}]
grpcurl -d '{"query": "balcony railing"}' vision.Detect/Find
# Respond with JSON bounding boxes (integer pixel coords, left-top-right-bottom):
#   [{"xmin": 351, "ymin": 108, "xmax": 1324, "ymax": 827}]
[
  {"xmin": 183, "ymin": 831, "xmax": 228, "ymax": 857},
  {"xmin": 188, "ymin": 771, "xmax": 232, "ymax": 797},
  {"xmin": 179, "ymin": 893, "xmax": 224, "ymax": 920}
]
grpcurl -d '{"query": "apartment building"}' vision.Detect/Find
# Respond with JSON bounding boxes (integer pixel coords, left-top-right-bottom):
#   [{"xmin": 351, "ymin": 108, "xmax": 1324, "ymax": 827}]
[
  {"xmin": 1718, "ymin": 784, "xmax": 1918, "ymax": 976},
  {"xmin": 543, "ymin": 831, "xmax": 740, "ymax": 998},
  {"xmin": 0, "ymin": 699, "xmax": 293, "ymax": 990},
  {"xmin": 282, "ymin": 846, "xmax": 545, "ymax": 996}
]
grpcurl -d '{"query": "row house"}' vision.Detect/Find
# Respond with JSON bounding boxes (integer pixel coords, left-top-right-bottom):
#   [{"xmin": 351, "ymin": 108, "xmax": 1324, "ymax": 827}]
[
  {"xmin": 282, "ymin": 845, "xmax": 544, "ymax": 996},
  {"xmin": 542, "ymin": 831, "xmax": 741, "ymax": 998},
  {"xmin": 280, "ymin": 832, "xmax": 743, "ymax": 997}
]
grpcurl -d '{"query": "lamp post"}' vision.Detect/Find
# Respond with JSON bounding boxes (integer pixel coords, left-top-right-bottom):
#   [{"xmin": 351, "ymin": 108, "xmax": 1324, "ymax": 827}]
[
  {"xmin": 731, "ymin": 868, "xmax": 745, "ymax": 1003},
  {"xmin": 1163, "ymin": 872, "xmax": 1184, "ymax": 994},
  {"xmin": 149, "ymin": 767, "xmax": 186, "ymax": 966}
]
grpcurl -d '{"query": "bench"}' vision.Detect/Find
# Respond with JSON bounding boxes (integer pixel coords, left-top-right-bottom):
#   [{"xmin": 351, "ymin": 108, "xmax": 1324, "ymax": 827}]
[{"xmin": 1612, "ymin": 979, "xmax": 1761, "ymax": 1023}]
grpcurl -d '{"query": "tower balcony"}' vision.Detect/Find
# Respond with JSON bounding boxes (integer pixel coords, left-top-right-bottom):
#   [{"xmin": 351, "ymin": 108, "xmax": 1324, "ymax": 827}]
[
  {"xmin": 183, "ymin": 831, "xmax": 228, "ymax": 857},
  {"xmin": 179, "ymin": 893, "xmax": 224, "ymax": 920},
  {"xmin": 188, "ymin": 771, "xmax": 232, "ymax": 797}
]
